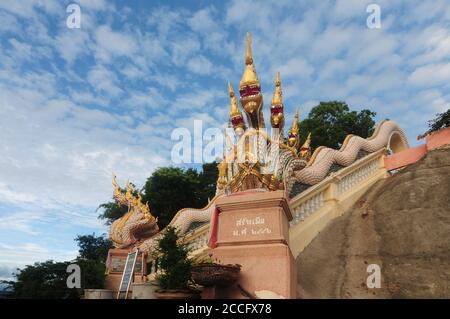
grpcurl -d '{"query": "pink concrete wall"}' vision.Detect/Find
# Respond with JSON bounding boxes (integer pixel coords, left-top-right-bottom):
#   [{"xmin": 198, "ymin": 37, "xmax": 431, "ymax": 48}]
[
  {"xmin": 385, "ymin": 126, "xmax": 450, "ymax": 170},
  {"xmin": 384, "ymin": 144, "xmax": 428, "ymax": 170},
  {"xmin": 426, "ymin": 126, "xmax": 450, "ymax": 150}
]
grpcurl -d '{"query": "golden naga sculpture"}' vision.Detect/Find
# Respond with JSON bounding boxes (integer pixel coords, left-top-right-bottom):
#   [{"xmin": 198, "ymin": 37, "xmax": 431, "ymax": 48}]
[
  {"xmin": 216, "ymin": 33, "xmax": 312, "ymax": 195},
  {"xmin": 288, "ymin": 110, "xmax": 300, "ymax": 149},
  {"xmin": 270, "ymin": 71, "xmax": 285, "ymax": 138},
  {"xmin": 109, "ymin": 175, "xmax": 159, "ymax": 247},
  {"xmin": 239, "ymin": 32, "xmax": 265, "ymax": 129},
  {"xmin": 299, "ymin": 132, "xmax": 312, "ymax": 160}
]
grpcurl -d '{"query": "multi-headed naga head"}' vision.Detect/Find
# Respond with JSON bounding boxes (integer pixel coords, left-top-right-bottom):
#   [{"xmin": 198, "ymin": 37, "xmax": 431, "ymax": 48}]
[
  {"xmin": 271, "ymin": 71, "xmax": 285, "ymax": 130},
  {"xmin": 228, "ymin": 82, "xmax": 245, "ymax": 137},
  {"xmin": 239, "ymin": 32, "xmax": 264, "ymax": 129},
  {"xmin": 300, "ymin": 132, "xmax": 312, "ymax": 159},
  {"xmin": 288, "ymin": 110, "xmax": 300, "ymax": 149},
  {"xmin": 217, "ymin": 34, "xmax": 312, "ymax": 194}
]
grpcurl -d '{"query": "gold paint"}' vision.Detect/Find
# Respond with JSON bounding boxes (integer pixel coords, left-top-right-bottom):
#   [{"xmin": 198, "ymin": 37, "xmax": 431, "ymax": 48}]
[
  {"xmin": 288, "ymin": 109, "xmax": 300, "ymax": 149},
  {"xmin": 111, "ymin": 175, "xmax": 158, "ymax": 239},
  {"xmin": 271, "ymin": 71, "xmax": 282, "ymax": 106},
  {"xmin": 300, "ymin": 132, "xmax": 312, "ymax": 159},
  {"xmin": 240, "ymin": 32, "xmax": 259, "ymax": 87},
  {"xmin": 270, "ymin": 71, "xmax": 285, "ymax": 129}
]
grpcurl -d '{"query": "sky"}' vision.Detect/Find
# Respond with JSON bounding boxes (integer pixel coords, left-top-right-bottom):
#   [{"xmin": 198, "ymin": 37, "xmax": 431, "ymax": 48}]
[{"xmin": 0, "ymin": 0, "xmax": 449, "ymax": 280}]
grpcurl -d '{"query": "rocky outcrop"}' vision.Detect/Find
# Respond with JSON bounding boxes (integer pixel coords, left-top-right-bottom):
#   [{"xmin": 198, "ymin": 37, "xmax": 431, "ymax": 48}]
[{"xmin": 297, "ymin": 146, "xmax": 450, "ymax": 298}]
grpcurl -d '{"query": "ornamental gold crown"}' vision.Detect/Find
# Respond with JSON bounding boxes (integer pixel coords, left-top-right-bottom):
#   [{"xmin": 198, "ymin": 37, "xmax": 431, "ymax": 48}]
[{"xmin": 216, "ymin": 32, "xmax": 312, "ymax": 195}]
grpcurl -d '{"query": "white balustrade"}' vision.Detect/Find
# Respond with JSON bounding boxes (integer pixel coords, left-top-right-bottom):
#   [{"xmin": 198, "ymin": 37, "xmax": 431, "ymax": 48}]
[
  {"xmin": 187, "ymin": 231, "xmax": 209, "ymax": 251},
  {"xmin": 337, "ymin": 159, "xmax": 378, "ymax": 195},
  {"xmin": 290, "ymin": 190, "xmax": 325, "ymax": 226},
  {"xmin": 290, "ymin": 157, "xmax": 380, "ymax": 227}
]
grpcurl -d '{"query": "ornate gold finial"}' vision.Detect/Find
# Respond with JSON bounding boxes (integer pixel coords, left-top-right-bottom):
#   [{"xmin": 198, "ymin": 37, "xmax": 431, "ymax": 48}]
[
  {"xmin": 304, "ymin": 132, "xmax": 311, "ymax": 147},
  {"xmin": 291, "ymin": 109, "xmax": 299, "ymax": 132},
  {"xmin": 228, "ymin": 82, "xmax": 240, "ymax": 117},
  {"xmin": 240, "ymin": 32, "xmax": 259, "ymax": 87},
  {"xmin": 112, "ymin": 174, "xmax": 127, "ymax": 205},
  {"xmin": 228, "ymin": 82, "xmax": 245, "ymax": 133},
  {"xmin": 245, "ymin": 31, "xmax": 253, "ymax": 65},
  {"xmin": 270, "ymin": 72, "xmax": 285, "ymax": 130},
  {"xmin": 111, "ymin": 174, "xmax": 157, "ymax": 224},
  {"xmin": 300, "ymin": 132, "xmax": 312, "ymax": 159},
  {"xmin": 271, "ymin": 71, "xmax": 282, "ymax": 105},
  {"xmin": 239, "ymin": 32, "xmax": 264, "ymax": 129},
  {"xmin": 124, "ymin": 180, "xmax": 134, "ymax": 204},
  {"xmin": 288, "ymin": 109, "xmax": 300, "ymax": 149}
]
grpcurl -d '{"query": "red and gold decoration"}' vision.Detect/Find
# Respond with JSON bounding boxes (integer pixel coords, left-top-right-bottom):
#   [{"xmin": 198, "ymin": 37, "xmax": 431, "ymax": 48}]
[{"xmin": 217, "ymin": 33, "xmax": 312, "ymax": 195}]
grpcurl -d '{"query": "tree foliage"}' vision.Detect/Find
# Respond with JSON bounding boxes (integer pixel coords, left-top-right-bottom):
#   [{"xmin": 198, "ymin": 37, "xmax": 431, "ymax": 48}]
[
  {"xmin": 427, "ymin": 108, "xmax": 450, "ymax": 134},
  {"xmin": 98, "ymin": 162, "xmax": 218, "ymax": 228},
  {"xmin": 297, "ymin": 101, "xmax": 376, "ymax": 151},
  {"xmin": 3, "ymin": 261, "xmax": 79, "ymax": 299},
  {"xmin": 153, "ymin": 226, "xmax": 192, "ymax": 290},
  {"xmin": 75, "ymin": 233, "xmax": 112, "ymax": 262},
  {"xmin": 2, "ymin": 234, "xmax": 112, "ymax": 299}
]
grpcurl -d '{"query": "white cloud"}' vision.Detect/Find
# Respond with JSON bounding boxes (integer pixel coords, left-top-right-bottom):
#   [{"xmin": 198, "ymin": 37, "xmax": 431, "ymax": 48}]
[
  {"xmin": 170, "ymin": 34, "xmax": 201, "ymax": 65},
  {"xmin": 0, "ymin": 242, "xmax": 78, "ymax": 279},
  {"xmin": 277, "ymin": 57, "xmax": 315, "ymax": 81},
  {"xmin": 408, "ymin": 63, "xmax": 450, "ymax": 86},
  {"xmin": 187, "ymin": 55, "xmax": 214, "ymax": 75},
  {"xmin": 56, "ymin": 29, "xmax": 92, "ymax": 64},
  {"xmin": 77, "ymin": 0, "xmax": 111, "ymax": 11},
  {"xmin": 1, "ymin": 0, "xmax": 449, "ymax": 275},
  {"xmin": 94, "ymin": 25, "xmax": 138, "ymax": 62},
  {"xmin": 87, "ymin": 65, "xmax": 123, "ymax": 97}
]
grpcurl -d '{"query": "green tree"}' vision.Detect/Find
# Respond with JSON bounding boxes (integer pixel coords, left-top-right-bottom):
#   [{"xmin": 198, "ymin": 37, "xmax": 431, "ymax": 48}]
[
  {"xmin": 142, "ymin": 167, "xmax": 201, "ymax": 229},
  {"xmin": 74, "ymin": 234, "xmax": 112, "ymax": 291},
  {"xmin": 98, "ymin": 163, "xmax": 218, "ymax": 229},
  {"xmin": 75, "ymin": 233, "xmax": 112, "ymax": 262},
  {"xmin": 197, "ymin": 161, "xmax": 218, "ymax": 204},
  {"xmin": 2, "ymin": 261, "xmax": 79, "ymax": 299},
  {"xmin": 297, "ymin": 101, "xmax": 376, "ymax": 151},
  {"xmin": 426, "ymin": 108, "xmax": 450, "ymax": 135},
  {"xmin": 1, "ymin": 234, "xmax": 112, "ymax": 298},
  {"xmin": 153, "ymin": 226, "xmax": 192, "ymax": 290}
]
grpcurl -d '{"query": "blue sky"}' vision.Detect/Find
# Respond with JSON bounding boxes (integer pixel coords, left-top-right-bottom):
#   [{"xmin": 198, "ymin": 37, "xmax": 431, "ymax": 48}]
[{"xmin": 0, "ymin": 0, "xmax": 449, "ymax": 280}]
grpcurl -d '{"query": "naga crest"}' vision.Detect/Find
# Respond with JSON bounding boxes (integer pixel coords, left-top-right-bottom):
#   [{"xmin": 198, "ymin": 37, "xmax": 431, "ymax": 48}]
[
  {"xmin": 109, "ymin": 175, "xmax": 159, "ymax": 247},
  {"xmin": 270, "ymin": 71, "xmax": 285, "ymax": 132},
  {"xmin": 217, "ymin": 33, "xmax": 312, "ymax": 195}
]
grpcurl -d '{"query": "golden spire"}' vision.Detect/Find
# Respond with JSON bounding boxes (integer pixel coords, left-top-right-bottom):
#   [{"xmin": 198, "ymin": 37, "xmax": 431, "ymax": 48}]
[
  {"xmin": 303, "ymin": 132, "xmax": 311, "ymax": 148},
  {"xmin": 228, "ymin": 81, "xmax": 241, "ymax": 117},
  {"xmin": 287, "ymin": 109, "xmax": 300, "ymax": 149},
  {"xmin": 291, "ymin": 109, "xmax": 299, "ymax": 134},
  {"xmin": 271, "ymin": 71, "xmax": 283, "ymax": 106},
  {"xmin": 245, "ymin": 31, "xmax": 253, "ymax": 65},
  {"xmin": 228, "ymin": 82, "xmax": 246, "ymax": 132},
  {"xmin": 240, "ymin": 32, "xmax": 259, "ymax": 87},
  {"xmin": 300, "ymin": 132, "xmax": 312, "ymax": 159}
]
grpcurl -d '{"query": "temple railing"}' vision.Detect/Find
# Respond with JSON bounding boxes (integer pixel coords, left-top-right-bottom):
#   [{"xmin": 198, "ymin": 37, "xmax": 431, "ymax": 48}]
[
  {"xmin": 182, "ymin": 223, "xmax": 210, "ymax": 259},
  {"xmin": 181, "ymin": 149, "xmax": 389, "ymax": 260},
  {"xmin": 288, "ymin": 148, "xmax": 388, "ymax": 258}
]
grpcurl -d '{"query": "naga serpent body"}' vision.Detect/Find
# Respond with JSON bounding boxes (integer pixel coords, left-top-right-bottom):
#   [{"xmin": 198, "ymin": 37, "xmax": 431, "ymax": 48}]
[{"xmin": 108, "ymin": 33, "xmax": 409, "ymax": 254}]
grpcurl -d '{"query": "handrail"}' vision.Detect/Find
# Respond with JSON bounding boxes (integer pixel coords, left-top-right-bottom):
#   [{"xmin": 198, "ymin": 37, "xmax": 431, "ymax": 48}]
[
  {"xmin": 288, "ymin": 148, "xmax": 388, "ymax": 257},
  {"xmin": 181, "ymin": 149, "xmax": 388, "ymax": 255},
  {"xmin": 289, "ymin": 148, "xmax": 386, "ymax": 226}
]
